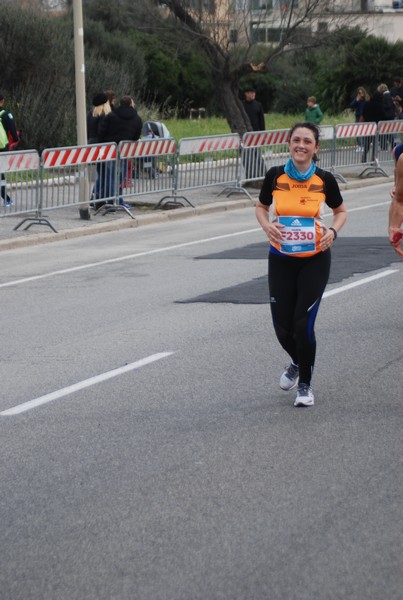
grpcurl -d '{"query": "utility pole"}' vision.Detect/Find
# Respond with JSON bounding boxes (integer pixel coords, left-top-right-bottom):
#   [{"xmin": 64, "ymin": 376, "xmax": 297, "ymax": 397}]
[{"xmin": 73, "ymin": 0, "xmax": 90, "ymax": 220}]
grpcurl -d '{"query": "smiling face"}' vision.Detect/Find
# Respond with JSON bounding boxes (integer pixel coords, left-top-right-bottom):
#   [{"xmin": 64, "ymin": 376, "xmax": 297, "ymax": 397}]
[{"xmin": 289, "ymin": 126, "xmax": 319, "ymax": 171}]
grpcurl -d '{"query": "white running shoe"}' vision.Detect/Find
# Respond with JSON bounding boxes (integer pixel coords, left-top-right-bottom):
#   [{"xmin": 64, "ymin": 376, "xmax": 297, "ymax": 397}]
[
  {"xmin": 294, "ymin": 384, "xmax": 314, "ymax": 407},
  {"xmin": 279, "ymin": 363, "xmax": 299, "ymax": 391}
]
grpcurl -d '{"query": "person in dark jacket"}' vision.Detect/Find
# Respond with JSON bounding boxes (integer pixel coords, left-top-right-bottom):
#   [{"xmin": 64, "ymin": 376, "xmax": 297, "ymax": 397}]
[
  {"xmin": 362, "ymin": 87, "xmax": 387, "ymax": 123},
  {"xmin": 242, "ymin": 86, "xmax": 266, "ymax": 179},
  {"xmin": 87, "ymin": 92, "xmax": 111, "ymax": 144},
  {"xmin": 87, "ymin": 92, "xmax": 112, "ymax": 207},
  {"xmin": 361, "ymin": 88, "xmax": 387, "ymax": 162},
  {"xmin": 390, "ymin": 77, "xmax": 403, "ymax": 106},
  {"xmin": 350, "ymin": 86, "xmax": 370, "ymax": 150},
  {"xmin": 350, "ymin": 86, "xmax": 370, "ymax": 123},
  {"xmin": 378, "ymin": 83, "xmax": 395, "ymax": 120},
  {"xmin": 242, "ymin": 86, "xmax": 265, "ymax": 132},
  {"xmin": 98, "ymin": 95, "xmax": 142, "ymax": 207},
  {"xmin": 0, "ymin": 93, "xmax": 19, "ymax": 206},
  {"xmin": 377, "ymin": 83, "xmax": 395, "ymax": 149},
  {"xmin": 98, "ymin": 95, "xmax": 142, "ymax": 144}
]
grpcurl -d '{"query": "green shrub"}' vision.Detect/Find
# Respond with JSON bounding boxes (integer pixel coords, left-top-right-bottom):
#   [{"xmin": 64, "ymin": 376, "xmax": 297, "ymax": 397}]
[{"xmin": 0, "ymin": 4, "xmax": 147, "ymax": 151}]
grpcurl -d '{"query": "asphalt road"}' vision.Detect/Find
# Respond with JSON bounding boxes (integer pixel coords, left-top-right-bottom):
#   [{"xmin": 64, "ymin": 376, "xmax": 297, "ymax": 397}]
[{"xmin": 0, "ymin": 182, "xmax": 402, "ymax": 600}]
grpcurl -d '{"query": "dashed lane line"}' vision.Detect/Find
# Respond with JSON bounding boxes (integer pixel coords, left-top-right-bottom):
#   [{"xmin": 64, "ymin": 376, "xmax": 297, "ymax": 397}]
[
  {"xmin": 0, "ymin": 351, "xmax": 175, "ymax": 416},
  {"xmin": 323, "ymin": 269, "xmax": 398, "ymax": 298}
]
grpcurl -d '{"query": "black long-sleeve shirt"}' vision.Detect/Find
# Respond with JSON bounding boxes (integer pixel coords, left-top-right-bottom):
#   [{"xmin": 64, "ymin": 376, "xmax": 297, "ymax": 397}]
[{"xmin": 243, "ymin": 99, "xmax": 266, "ymax": 131}]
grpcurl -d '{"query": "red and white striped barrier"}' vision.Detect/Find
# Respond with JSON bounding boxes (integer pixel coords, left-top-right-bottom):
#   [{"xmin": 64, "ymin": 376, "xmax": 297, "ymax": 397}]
[
  {"xmin": 0, "ymin": 150, "xmax": 40, "ymax": 172},
  {"xmin": 336, "ymin": 122, "xmax": 377, "ymax": 138},
  {"xmin": 242, "ymin": 126, "xmax": 335, "ymax": 147},
  {"xmin": 42, "ymin": 143, "xmax": 117, "ymax": 169},
  {"xmin": 242, "ymin": 130, "xmax": 289, "ymax": 147},
  {"xmin": 377, "ymin": 120, "xmax": 403, "ymax": 134},
  {"xmin": 178, "ymin": 134, "xmax": 240, "ymax": 155},
  {"xmin": 119, "ymin": 138, "xmax": 176, "ymax": 159}
]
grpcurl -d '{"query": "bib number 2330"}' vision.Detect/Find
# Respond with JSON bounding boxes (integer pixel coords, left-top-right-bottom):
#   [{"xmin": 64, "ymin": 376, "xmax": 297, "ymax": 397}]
[{"xmin": 278, "ymin": 216, "xmax": 316, "ymax": 254}]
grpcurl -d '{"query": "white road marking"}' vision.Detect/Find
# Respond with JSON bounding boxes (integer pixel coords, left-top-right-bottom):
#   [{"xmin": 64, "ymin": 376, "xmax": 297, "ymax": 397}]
[
  {"xmin": 0, "ymin": 199, "xmax": 392, "ymax": 289},
  {"xmin": 0, "ymin": 352, "xmax": 174, "ymax": 416},
  {"xmin": 340, "ymin": 201, "xmax": 390, "ymax": 213},
  {"xmin": 324, "ymin": 269, "xmax": 398, "ymax": 298}
]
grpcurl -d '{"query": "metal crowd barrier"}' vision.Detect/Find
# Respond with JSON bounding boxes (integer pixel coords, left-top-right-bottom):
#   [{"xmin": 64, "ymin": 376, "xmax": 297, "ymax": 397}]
[
  {"xmin": 241, "ymin": 129, "xmax": 289, "ymax": 184},
  {"xmin": 1, "ymin": 122, "xmax": 400, "ymax": 233},
  {"xmin": 175, "ymin": 134, "xmax": 241, "ymax": 203},
  {"xmin": 15, "ymin": 142, "xmax": 119, "ymax": 231},
  {"xmin": 377, "ymin": 120, "xmax": 403, "ymax": 167},
  {"xmin": 332, "ymin": 122, "xmax": 388, "ymax": 181},
  {"xmin": 40, "ymin": 143, "xmax": 121, "ymax": 224},
  {"xmin": 118, "ymin": 138, "xmax": 181, "ymax": 210},
  {"xmin": 0, "ymin": 150, "xmax": 40, "ymax": 226},
  {"xmin": 239, "ymin": 125, "xmax": 335, "ymax": 189}
]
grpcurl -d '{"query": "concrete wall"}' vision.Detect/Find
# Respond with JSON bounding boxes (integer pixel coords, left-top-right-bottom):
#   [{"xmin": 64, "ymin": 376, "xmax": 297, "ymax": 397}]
[{"xmin": 365, "ymin": 11, "xmax": 403, "ymax": 41}]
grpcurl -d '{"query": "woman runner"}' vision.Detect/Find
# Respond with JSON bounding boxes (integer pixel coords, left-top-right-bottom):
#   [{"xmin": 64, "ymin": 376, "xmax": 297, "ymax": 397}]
[{"xmin": 255, "ymin": 122, "xmax": 347, "ymax": 407}]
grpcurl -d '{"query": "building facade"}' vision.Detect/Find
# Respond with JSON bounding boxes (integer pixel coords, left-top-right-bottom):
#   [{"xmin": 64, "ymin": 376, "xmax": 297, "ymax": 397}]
[{"xmin": 241, "ymin": 0, "xmax": 403, "ymax": 43}]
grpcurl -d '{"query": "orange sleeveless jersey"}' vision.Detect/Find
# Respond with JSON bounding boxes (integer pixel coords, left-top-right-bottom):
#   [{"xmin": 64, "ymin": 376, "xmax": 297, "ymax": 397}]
[{"xmin": 271, "ymin": 171, "xmax": 327, "ymax": 258}]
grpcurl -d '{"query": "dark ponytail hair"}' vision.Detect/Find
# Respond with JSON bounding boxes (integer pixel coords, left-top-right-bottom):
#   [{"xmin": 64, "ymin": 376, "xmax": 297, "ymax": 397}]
[{"xmin": 288, "ymin": 122, "xmax": 320, "ymax": 162}]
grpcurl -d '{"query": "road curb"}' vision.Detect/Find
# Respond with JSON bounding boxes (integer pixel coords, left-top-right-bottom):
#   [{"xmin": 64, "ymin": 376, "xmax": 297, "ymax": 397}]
[
  {"xmin": 0, "ymin": 197, "xmax": 257, "ymax": 251},
  {"xmin": 338, "ymin": 174, "xmax": 393, "ymax": 190}
]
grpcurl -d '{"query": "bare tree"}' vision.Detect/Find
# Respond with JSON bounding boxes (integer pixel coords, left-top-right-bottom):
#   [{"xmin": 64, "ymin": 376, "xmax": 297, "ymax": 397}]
[{"xmin": 151, "ymin": 0, "xmax": 359, "ymax": 133}]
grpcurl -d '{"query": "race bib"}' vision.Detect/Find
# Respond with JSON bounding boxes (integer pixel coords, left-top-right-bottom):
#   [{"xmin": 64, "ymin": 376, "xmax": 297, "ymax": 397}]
[{"xmin": 278, "ymin": 216, "xmax": 316, "ymax": 254}]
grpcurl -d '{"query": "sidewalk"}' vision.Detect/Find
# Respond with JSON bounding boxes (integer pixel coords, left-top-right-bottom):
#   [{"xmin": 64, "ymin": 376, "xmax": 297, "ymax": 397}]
[{"xmin": 0, "ymin": 173, "xmax": 393, "ymax": 252}]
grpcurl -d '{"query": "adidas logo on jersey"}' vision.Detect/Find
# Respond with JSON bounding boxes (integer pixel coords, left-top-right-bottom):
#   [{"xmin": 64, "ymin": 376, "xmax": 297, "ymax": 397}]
[{"xmin": 290, "ymin": 218, "xmax": 302, "ymax": 227}]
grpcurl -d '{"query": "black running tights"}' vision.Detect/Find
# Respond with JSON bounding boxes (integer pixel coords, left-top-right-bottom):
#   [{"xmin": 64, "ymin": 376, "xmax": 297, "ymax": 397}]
[{"xmin": 268, "ymin": 250, "xmax": 331, "ymax": 386}]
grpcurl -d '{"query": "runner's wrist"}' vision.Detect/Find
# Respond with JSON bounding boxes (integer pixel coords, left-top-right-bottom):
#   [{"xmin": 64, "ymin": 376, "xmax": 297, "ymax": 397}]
[{"xmin": 329, "ymin": 227, "xmax": 337, "ymax": 240}]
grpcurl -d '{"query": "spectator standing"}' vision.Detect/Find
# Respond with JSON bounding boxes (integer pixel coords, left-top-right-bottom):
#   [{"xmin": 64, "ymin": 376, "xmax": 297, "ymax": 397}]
[
  {"xmin": 378, "ymin": 83, "xmax": 395, "ymax": 149},
  {"xmin": 87, "ymin": 92, "xmax": 112, "ymax": 208},
  {"xmin": 98, "ymin": 95, "xmax": 142, "ymax": 207},
  {"xmin": 350, "ymin": 86, "xmax": 370, "ymax": 149},
  {"xmin": 388, "ymin": 87, "xmax": 402, "ymax": 147},
  {"xmin": 98, "ymin": 95, "xmax": 142, "ymax": 145},
  {"xmin": 0, "ymin": 93, "xmax": 19, "ymax": 206},
  {"xmin": 242, "ymin": 86, "xmax": 266, "ymax": 179},
  {"xmin": 361, "ymin": 87, "xmax": 386, "ymax": 162},
  {"xmin": 87, "ymin": 92, "xmax": 111, "ymax": 144},
  {"xmin": 242, "ymin": 86, "xmax": 265, "ymax": 132},
  {"xmin": 304, "ymin": 96, "xmax": 323, "ymax": 124},
  {"xmin": 378, "ymin": 83, "xmax": 395, "ymax": 120},
  {"xmin": 350, "ymin": 86, "xmax": 370, "ymax": 122},
  {"xmin": 390, "ymin": 77, "xmax": 403, "ymax": 105},
  {"xmin": 362, "ymin": 87, "xmax": 385, "ymax": 123}
]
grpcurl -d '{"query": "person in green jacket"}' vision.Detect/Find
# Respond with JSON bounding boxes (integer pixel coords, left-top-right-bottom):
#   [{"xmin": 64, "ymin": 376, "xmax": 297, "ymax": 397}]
[{"xmin": 305, "ymin": 96, "xmax": 323, "ymax": 124}]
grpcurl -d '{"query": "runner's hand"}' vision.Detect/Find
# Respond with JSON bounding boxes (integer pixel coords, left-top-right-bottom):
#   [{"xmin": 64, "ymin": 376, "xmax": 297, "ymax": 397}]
[
  {"xmin": 266, "ymin": 221, "xmax": 284, "ymax": 244},
  {"xmin": 320, "ymin": 226, "xmax": 336, "ymax": 252},
  {"xmin": 389, "ymin": 228, "xmax": 403, "ymax": 257}
]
